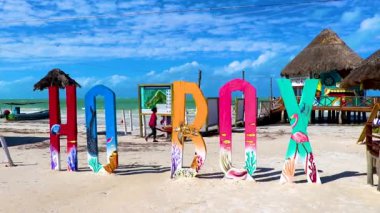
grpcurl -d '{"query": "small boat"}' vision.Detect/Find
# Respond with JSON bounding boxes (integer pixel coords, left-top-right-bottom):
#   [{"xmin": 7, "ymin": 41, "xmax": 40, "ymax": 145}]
[
  {"xmin": 6, "ymin": 110, "xmax": 49, "ymax": 121},
  {"xmin": 1, "ymin": 101, "xmax": 49, "ymax": 121}
]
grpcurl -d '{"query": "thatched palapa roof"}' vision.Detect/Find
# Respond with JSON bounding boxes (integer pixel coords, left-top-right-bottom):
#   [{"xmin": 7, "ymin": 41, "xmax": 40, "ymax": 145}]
[
  {"xmin": 341, "ymin": 50, "xmax": 380, "ymax": 90},
  {"xmin": 34, "ymin": 68, "xmax": 81, "ymax": 91},
  {"xmin": 281, "ymin": 29, "xmax": 362, "ymax": 77}
]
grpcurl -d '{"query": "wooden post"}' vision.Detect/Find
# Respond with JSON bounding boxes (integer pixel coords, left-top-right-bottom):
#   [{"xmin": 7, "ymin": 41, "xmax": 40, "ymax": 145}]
[
  {"xmin": 139, "ymin": 114, "xmax": 143, "ymax": 137},
  {"xmin": 326, "ymin": 110, "xmax": 328, "ymax": 122},
  {"xmin": 129, "ymin": 110, "xmax": 133, "ymax": 132},
  {"xmin": 270, "ymin": 77, "xmax": 273, "ymax": 101},
  {"xmin": 347, "ymin": 111, "xmax": 351, "ymax": 123},
  {"xmin": 143, "ymin": 115, "xmax": 147, "ymax": 137},
  {"xmin": 331, "ymin": 110, "xmax": 335, "ymax": 122},
  {"xmin": 138, "ymin": 85, "xmax": 143, "ymax": 137},
  {"xmin": 367, "ymin": 151, "xmax": 374, "ymax": 185},
  {"xmin": 281, "ymin": 110, "xmax": 285, "ymax": 123},
  {"xmin": 336, "ymin": 111, "xmax": 340, "ymax": 123},
  {"xmin": 311, "ymin": 109, "xmax": 316, "ymax": 124},
  {"xmin": 284, "ymin": 110, "xmax": 288, "ymax": 123},
  {"xmin": 321, "ymin": 110, "xmax": 325, "ymax": 122},
  {"xmin": 357, "ymin": 111, "xmax": 360, "ymax": 123},
  {"xmin": 198, "ymin": 69, "xmax": 202, "ymax": 88},
  {"xmin": 377, "ymin": 160, "xmax": 380, "ymax": 191},
  {"xmin": 122, "ymin": 109, "xmax": 128, "ymax": 135},
  {"xmin": 366, "ymin": 124, "xmax": 373, "ymax": 185},
  {"xmin": 0, "ymin": 136, "xmax": 15, "ymax": 167},
  {"xmin": 339, "ymin": 111, "xmax": 343, "ymax": 124}
]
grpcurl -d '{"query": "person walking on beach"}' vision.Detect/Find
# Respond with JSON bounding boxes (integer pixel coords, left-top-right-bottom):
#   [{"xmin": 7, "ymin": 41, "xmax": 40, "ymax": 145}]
[{"xmin": 145, "ymin": 107, "xmax": 158, "ymax": 142}]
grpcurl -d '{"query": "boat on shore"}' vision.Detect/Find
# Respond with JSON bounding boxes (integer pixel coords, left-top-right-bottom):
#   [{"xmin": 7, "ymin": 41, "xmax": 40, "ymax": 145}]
[
  {"xmin": 1, "ymin": 101, "xmax": 49, "ymax": 121},
  {"xmin": 5, "ymin": 110, "xmax": 49, "ymax": 121}
]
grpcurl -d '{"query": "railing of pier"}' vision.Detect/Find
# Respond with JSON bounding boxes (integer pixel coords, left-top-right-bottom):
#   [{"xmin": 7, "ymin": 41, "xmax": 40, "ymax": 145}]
[
  {"xmin": 284, "ymin": 96, "xmax": 379, "ymax": 108},
  {"xmin": 313, "ymin": 96, "xmax": 379, "ymax": 108}
]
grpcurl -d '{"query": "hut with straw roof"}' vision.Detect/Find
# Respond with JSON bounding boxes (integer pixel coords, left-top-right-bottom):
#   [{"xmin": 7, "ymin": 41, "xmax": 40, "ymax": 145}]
[
  {"xmin": 281, "ymin": 29, "xmax": 362, "ymax": 100},
  {"xmin": 341, "ymin": 49, "xmax": 380, "ymax": 90},
  {"xmin": 34, "ymin": 68, "xmax": 81, "ymax": 91}
]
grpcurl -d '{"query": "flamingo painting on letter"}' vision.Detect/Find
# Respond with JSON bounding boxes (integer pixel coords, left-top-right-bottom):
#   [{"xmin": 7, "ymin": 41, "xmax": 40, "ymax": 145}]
[{"xmin": 290, "ymin": 114, "xmax": 309, "ymax": 143}]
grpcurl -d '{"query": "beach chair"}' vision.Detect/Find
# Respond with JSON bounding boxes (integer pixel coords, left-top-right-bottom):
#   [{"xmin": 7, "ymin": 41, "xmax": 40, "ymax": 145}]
[
  {"xmin": 357, "ymin": 104, "xmax": 380, "ymax": 144},
  {"xmin": 0, "ymin": 136, "xmax": 15, "ymax": 167},
  {"xmin": 365, "ymin": 122, "xmax": 380, "ymax": 191},
  {"xmin": 157, "ymin": 116, "xmax": 172, "ymax": 141}
]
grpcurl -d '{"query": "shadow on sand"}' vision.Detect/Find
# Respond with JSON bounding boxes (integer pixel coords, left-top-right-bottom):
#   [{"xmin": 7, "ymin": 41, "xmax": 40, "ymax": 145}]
[
  {"xmin": 197, "ymin": 167, "xmax": 329, "ymax": 182},
  {"xmin": 319, "ymin": 171, "xmax": 366, "ymax": 184},
  {"xmin": 1, "ymin": 136, "xmax": 48, "ymax": 147},
  {"xmin": 71, "ymin": 164, "xmax": 367, "ymax": 184},
  {"xmin": 114, "ymin": 164, "xmax": 170, "ymax": 176}
]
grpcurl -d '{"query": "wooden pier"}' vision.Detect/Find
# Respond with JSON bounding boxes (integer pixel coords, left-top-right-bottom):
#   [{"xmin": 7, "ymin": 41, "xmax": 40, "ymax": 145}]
[{"xmin": 272, "ymin": 96, "xmax": 380, "ymax": 124}]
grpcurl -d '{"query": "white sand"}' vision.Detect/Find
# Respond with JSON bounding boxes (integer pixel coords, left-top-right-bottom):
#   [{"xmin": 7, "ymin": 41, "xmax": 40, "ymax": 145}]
[{"xmin": 0, "ymin": 122, "xmax": 379, "ymax": 212}]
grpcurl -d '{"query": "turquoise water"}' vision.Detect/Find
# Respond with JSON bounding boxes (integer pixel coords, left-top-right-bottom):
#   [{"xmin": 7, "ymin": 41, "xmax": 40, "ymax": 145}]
[
  {"xmin": 0, "ymin": 98, "xmax": 196, "ymax": 111},
  {"xmin": 0, "ymin": 99, "xmax": 137, "ymax": 111},
  {"xmin": 0, "ymin": 97, "xmax": 269, "ymax": 111}
]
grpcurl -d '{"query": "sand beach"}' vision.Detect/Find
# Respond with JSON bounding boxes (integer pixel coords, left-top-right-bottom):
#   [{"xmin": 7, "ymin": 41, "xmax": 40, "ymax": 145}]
[
  {"xmin": 1, "ymin": 1, "xmax": 380, "ymax": 212},
  {"xmin": 1, "ymin": 121, "xmax": 379, "ymax": 212}
]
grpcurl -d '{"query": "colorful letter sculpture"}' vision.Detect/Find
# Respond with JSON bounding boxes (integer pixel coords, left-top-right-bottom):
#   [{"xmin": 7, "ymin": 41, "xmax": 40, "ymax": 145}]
[
  {"xmin": 85, "ymin": 85, "xmax": 118, "ymax": 174},
  {"xmin": 49, "ymin": 85, "xmax": 78, "ymax": 171},
  {"xmin": 171, "ymin": 81, "xmax": 208, "ymax": 178},
  {"xmin": 277, "ymin": 79, "xmax": 321, "ymax": 184},
  {"xmin": 219, "ymin": 79, "xmax": 257, "ymax": 180}
]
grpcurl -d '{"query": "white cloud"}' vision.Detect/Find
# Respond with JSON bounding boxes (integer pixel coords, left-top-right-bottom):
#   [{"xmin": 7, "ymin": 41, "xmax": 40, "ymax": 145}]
[
  {"xmin": 340, "ymin": 9, "xmax": 361, "ymax": 23},
  {"xmin": 215, "ymin": 51, "xmax": 276, "ymax": 76},
  {"xmin": 0, "ymin": 76, "xmax": 34, "ymax": 88},
  {"xmin": 95, "ymin": 2, "xmax": 117, "ymax": 13},
  {"xmin": 75, "ymin": 77, "xmax": 100, "ymax": 88},
  {"xmin": 138, "ymin": 61, "xmax": 202, "ymax": 83},
  {"xmin": 164, "ymin": 61, "xmax": 199, "ymax": 74},
  {"xmin": 0, "ymin": 0, "xmax": 300, "ymax": 60},
  {"xmin": 359, "ymin": 14, "xmax": 380, "ymax": 31},
  {"xmin": 75, "ymin": 75, "xmax": 128, "ymax": 88},
  {"xmin": 56, "ymin": 0, "xmax": 92, "ymax": 15},
  {"xmin": 117, "ymin": 0, "xmax": 152, "ymax": 9},
  {"xmin": 252, "ymin": 51, "xmax": 276, "ymax": 67},
  {"xmin": 108, "ymin": 75, "xmax": 128, "ymax": 86},
  {"xmin": 146, "ymin": 70, "xmax": 156, "ymax": 76}
]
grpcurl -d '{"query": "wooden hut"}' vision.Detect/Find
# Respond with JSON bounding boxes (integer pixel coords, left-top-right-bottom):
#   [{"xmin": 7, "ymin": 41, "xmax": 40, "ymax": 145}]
[
  {"xmin": 281, "ymin": 29, "xmax": 362, "ymax": 101},
  {"xmin": 341, "ymin": 49, "xmax": 380, "ymax": 90}
]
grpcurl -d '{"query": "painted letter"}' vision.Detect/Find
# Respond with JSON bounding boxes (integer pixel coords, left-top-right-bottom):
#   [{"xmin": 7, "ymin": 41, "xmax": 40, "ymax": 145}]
[
  {"xmin": 171, "ymin": 81, "xmax": 208, "ymax": 178},
  {"xmin": 85, "ymin": 85, "xmax": 118, "ymax": 174},
  {"xmin": 277, "ymin": 79, "xmax": 321, "ymax": 184},
  {"xmin": 49, "ymin": 85, "xmax": 78, "ymax": 171},
  {"xmin": 219, "ymin": 79, "xmax": 257, "ymax": 180}
]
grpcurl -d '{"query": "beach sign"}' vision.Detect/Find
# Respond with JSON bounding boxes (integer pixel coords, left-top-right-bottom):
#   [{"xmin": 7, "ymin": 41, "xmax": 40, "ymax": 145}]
[
  {"xmin": 49, "ymin": 85, "xmax": 78, "ymax": 171},
  {"xmin": 277, "ymin": 79, "xmax": 321, "ymax": 184},
  {"xmin": 219, "ymin": 79, "xmax": 257, "ymax": 180},
  {"xmin": 171, "ymin": 81, "xmax": 208, "ymax": 178},
  {"xmin": 85, "ymin": 85, "xmax": 118, "ymax": 174}
]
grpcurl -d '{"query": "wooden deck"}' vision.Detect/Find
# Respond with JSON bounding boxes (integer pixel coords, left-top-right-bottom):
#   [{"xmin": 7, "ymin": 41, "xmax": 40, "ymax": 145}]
[
  {"xmin": 314, "ymin": 106, "xmax": 373, "ymax": 112},
  {"xmin": 269, "ymin": 96, "xmax": 380, "ymax": 124}
]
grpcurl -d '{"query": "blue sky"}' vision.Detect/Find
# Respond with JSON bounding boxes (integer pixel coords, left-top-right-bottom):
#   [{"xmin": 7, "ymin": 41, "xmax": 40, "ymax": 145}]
[{"xmin": 0, "ymin": 0, "xmax": 379, "ymax": 99}]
